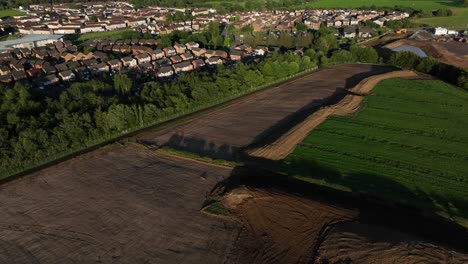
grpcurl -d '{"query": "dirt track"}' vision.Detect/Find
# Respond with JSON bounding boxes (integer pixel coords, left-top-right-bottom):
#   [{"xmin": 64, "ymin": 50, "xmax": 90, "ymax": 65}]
[
  {"xmin": 0, "ymin": 144, "xmax": 240, "ymax": 263},
  {"xmin": 223, "ymin": 187, "xmax": 357, "ymax": 264},
  {"xmin": 246, "ymin": 70, "xmax": 419, "ymax": 160},
  {"xmin": 317, "ymin": 222, "xmax": 468, "ymax": 264},
  {"xmin": 384, "ymin": 39, "xmax": 468, "ymax": 68},
  {"xmin": 138, "ymin": 64, "xmax": 394, "ymax": 160}
]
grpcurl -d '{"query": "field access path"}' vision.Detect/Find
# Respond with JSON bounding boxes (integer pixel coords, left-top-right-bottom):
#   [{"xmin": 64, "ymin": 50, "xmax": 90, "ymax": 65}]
[
  {"xmin": 138, "ymin": 64, "xmax": 394, "ymax": 160},
  {"xmin": 246, "ymin": 70, "xmax": 430, "ymax": 160}
]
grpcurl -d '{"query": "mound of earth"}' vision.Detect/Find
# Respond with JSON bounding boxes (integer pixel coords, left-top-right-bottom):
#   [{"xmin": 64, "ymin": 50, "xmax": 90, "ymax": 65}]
[
  {"xmin": 316, "ymin": 222, "xmax": 468, "ymax": 264},
  {"xmin": 223, "ymin": 187, "xmax": 357, "ymax": 264}
]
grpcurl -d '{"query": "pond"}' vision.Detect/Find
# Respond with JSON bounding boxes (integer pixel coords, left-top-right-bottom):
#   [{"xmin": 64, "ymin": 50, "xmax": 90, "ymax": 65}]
[{"xmin": 392, "ymin": 45, "xmax": 428, "ymax": 58}]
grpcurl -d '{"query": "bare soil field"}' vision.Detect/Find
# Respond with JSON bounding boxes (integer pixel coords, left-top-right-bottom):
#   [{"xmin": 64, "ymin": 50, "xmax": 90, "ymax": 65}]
[
  {"xmin": 317, "ymin": 222, "xmax": 468, "ymax": 264},
  {"xmin": 384, "ymin": 39, "xmax": 468, "ymax": 68},
  {"xmin": 0, "ymin": 143, "xmax": 240, "ymax": 264},
  {"xmin": 138, "ymin": 64, "xmax": 394, "ymax": 160},
  {"xmin": 246, "ymin": 70, "xmax": 424, "ymax": 160},
  {"xmin": 223, "ymin": 187, "xmax": 357, "ymax": 264}
]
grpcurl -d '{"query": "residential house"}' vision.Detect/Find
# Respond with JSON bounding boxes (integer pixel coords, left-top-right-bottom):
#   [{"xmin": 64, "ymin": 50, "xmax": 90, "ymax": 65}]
[
  {"xmin": 185, "ymin": 42, "xmax": 199, "ymax": 50},
  {"xmin": 156, "ymin": 58, "xmax": 171, "ymax": 67},
  {"xmin": 107, "ymin": 59, "xmax": 122, "ymax": 71},
  {"xmin": 59, "ymin": 70, "xmax": 75, "ymax": 81},
  {"xmin": 253, "ymin": 46, "xmax": 268, "ymax": 56},
  {"xmin": 42, "ymin": 66, "xmax": 56, "ymax": 75},
  {"xmin": 191, "ymin": 59, "xmax": 205, "ymax": 69},
  {"xmin": 41, "ymin": 74, "xmax": 60, "ymax": 86},
  {"xmin": 121, "ymin": 56, "xmax": 137, "ymax": 68},
  {"xmin": 214, "ymin": 50, "xmax": 228, "ymax": 59},
  {"xmin": 204, "ymin": 50, "xmax": 216, "ymax": 58},
  {"xmin": 173, "ymin": 43, "xmax": 187, "ymax": 54},
  {"xmin": 63, "ymin": 52, "xmax": 76, "ymax": 62},
  {"xmin": 0, "ymin": 65, "xmax": 11, "ymax": 75},
  {"xmin": 229, "ymin": 49, "xmax": 245, "ymax": 61},
  {"xmin": 66, "ymin": 61, "xmax": 81, "ymax": 70},
  {"xmin": 138, "ymin": 62, "xmax": 153, "ymax": 72},
  {"xmin": 191, "ymin": 47, "xmax": 206, "ymax": 57},
  {"xmin": 90, "ymin": 62, "xmax": 110, "ymax": 74},
  {"xmin": 180, "ymin": 52, "xmax": 194, "ymax": 61},
  {"xmin": 149, "ymin": 49, "xmax": 165, "ymax": 60},
  {"xmin": 0, "ymin": 74, "xmax": 13, "ymax": 83},
  {"xmin": 11, "ymin": 70, "xmax": 28, "ymax": 81},
  {"xmin": 170, "ymin": 55, "xmax": 183, "ymax": 64},
  {"xmin": 82, "ymin": 59, "xmax": 99, "ymax": 67},
  {"xmin": 206, "ymin": 56, "xmax": 223, "ymax": 65},
  {"xmin": 163, "ymin": 47, "xmax": 176, "ymax": 57},
  {"xmin": 55, "ymin": 63, "xmax": 68, "ymax": 72},
  {"xmin": 157, "ymin": 66, "xmax": 174, "ymax": 77},
  {"xmin": 172, "ymin": 61, "xmax": 194, "ymax": 74},
  {"xmin": 343, "ymin": 27, "xmax": 356, "ymax": 38},
  {"xmin": 135, "ymin": 53, "xmax": 151, "ymax": 64}
]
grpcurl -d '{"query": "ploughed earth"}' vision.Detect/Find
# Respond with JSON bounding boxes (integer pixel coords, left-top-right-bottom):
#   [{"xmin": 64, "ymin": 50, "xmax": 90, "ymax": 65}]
[
  {"xmin": 138, "ymin": 64, "xmax": 394, "ymax": 160},
  {"xmin": 1, "ymin": 65, "xmax": 467, "ymax": 263}
]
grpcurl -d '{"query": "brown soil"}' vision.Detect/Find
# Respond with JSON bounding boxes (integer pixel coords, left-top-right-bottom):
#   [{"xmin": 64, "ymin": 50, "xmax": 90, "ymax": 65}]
[
  {"xmin": 0, "ymin": 143, "xmax": 240, "ymax": 263},
  {"xmin": 384, "ymin": 39, "xmax": 468, "ymax": 68},
  {"xmin": 317, "ymin": 222, "xmax": 468, "ymax": 264},
  {"xmin": 223, "ymin": 187, "xmax": 357, "ymax": 264},
  {"xmin": 246, "ymin": 70, "xmax": 419, "ymax": 160},
  {"xmin": 138, "ymin": 64, "xmax": 394, "ymax": 160}
]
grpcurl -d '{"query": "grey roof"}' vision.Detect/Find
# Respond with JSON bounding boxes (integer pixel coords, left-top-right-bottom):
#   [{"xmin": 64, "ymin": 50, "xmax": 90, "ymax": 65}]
[{"xmin": 0, "ymin": 34, "xmax": 63, "ymax": 51}]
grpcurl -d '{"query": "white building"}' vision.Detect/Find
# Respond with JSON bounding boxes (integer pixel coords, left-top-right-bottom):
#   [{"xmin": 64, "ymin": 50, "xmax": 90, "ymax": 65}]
[{"xmin": 433, "ymin": 27, "xmax": 448, "ymax": 36}]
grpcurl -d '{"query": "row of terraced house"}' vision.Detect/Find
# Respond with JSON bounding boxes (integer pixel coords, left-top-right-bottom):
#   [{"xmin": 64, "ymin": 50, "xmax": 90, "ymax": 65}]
[{"xmin": 0, "ymin": 39, "xmax": 268, "ymax": 88}]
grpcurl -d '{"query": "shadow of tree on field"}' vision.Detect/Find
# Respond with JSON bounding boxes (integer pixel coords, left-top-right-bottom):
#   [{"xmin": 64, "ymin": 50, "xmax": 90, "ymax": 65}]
[
  {"xmin": 156, "ymin": 133, "xmax": 239, "ymax": 161},
  {"xmin": 245, "ymin": 65, "xmax": 396, "ymax": 152},
  {"xmin": 277, "ymin": 156, "xmax": 468, "ymax": 225}
]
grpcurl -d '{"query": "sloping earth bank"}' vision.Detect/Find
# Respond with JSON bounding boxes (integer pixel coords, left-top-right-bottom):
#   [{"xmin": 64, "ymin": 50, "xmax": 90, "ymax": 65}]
[
  {"xmin": 223, "ymin": 187, "xmax": 357, "ymax": 264},
  {"xmin": 316, "ymin": 222, "xmax": 468, "ymax": 264}
]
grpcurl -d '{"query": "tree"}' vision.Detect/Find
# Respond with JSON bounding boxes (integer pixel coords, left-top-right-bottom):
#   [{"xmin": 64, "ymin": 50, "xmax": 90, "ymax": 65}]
[
  {"xmin": 388, "ymin": 51, "xmax": 420, "ymax": 70},
  {"xmin": 351, "ymin": 46, "xmax": 378, "ymax": 63},
  {"xmin": 208, "ymin": 21, "xmax": 221, "ymax": 48},
  {"xmin": 330, "ymin": 50, "xmax": 356, "ymax": 65},
  {"xmin": 158, "ymin": 34, "xmax": 172, "ymax": 48},
  {"xmin": 114, "ymin": 74, "xmax": 132, "ymax": 96}
]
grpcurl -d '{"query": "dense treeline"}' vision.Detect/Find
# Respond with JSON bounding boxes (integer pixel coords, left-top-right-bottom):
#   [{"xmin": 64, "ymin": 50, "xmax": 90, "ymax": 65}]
[
  {"xmin": 388, "ymin": 51, "xmax": 468, "ymax": 90},
  {"xmin": 0, "ymin": 51, "xmax": 313, "ymax": 177}
]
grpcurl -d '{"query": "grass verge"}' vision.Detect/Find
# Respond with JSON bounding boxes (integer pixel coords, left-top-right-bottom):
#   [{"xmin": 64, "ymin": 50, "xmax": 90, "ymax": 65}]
[
  {"xmin": 156, "ymin": 146, "xmax": 241, "ymax": 167},
  {"xmin": 202, "ymin": 201, "xmax": 232, "ymax": 217}
]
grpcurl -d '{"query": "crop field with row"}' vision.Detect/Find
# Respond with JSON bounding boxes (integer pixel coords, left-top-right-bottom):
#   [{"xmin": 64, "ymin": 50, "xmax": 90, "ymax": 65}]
[{"xmin": 280, "ymin": 78, "xmax": 468, "ymax": 226}]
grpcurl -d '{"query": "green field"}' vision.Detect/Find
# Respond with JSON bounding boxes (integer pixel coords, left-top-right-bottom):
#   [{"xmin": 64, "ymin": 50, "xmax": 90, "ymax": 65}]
[
  {"xmin": 300, "ymin": 0, "xmax": 468, "ymax": 28},
  {"xmin": 303, "ymin": 0, "xmax": 460, "ymax": 9},
  {"xmin": 280, "ymin": 78, "xmax": 468, "ymax": 226},
  {"xmin": 412, "ymin": 7, "xmax": 468, "ymax": 29},
  {"xmin": 75, "ymin": 29, "xmax": 140, "ymax": 41},
  {"xmin": 0, "ymin": 9, "xmax": 25, "ymax": 18}
]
